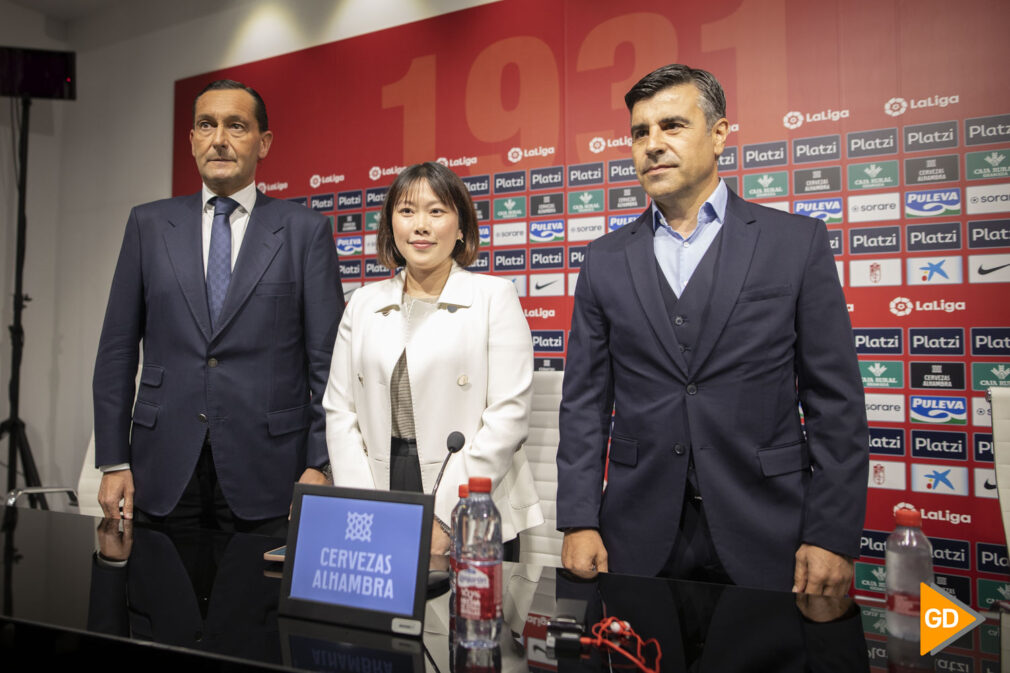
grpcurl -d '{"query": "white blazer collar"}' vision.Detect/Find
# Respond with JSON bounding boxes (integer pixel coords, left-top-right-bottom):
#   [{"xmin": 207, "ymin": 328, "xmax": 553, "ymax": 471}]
[{"xmin": 371, "ymin": 262, "xmax": 474, "ymax": 313}]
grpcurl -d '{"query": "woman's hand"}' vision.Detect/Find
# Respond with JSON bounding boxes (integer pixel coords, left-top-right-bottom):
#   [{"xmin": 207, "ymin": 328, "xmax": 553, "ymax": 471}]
[{"xmin": 431, "ymin": 520, "xmax": 451, "ymax": 555}]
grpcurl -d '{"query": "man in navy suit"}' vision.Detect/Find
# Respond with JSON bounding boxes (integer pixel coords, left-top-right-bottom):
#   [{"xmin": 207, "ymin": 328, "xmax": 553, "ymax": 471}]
[
  {"xmin": 93, "ymin": 80, "xmax": 342, "ymax": 534},
  {"xmin": 557, "ymin": 65, "xmax": 867, "ymax": 594}
]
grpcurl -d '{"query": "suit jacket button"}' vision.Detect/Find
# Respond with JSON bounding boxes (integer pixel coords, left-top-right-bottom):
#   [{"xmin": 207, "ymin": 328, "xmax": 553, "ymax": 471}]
[
  {"xmin": 198, "ymin": 413, "xmax": 208, "ymax": 423},
  {"xmin": 457, "ymin": 374, "xmax": 469, "ymax": 386},
  {"xmin": 686, "ymin": 383, "xmax": 698, "ymax": 395},
  {"xmin": 674, "ymin": 315, "xmax": 685, "ymax": 326},
  {"xmin": 447, "ymin": 305, "xmax": 457, "ymax": 313},
  {"xmin": 208, "ymin": 358, "xmax": 218, "ymax": 368},
  {"xmin": 673, "ymin": 443, "xmax": 686, "ymax": 455}
]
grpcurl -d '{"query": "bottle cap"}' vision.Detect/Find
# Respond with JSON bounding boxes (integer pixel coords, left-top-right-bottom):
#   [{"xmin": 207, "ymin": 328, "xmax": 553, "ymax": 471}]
[
  {"xmin": 458, "ymin": 484, "xmax": 469, "ymax": 498},
  {"xmin": 895, "ymin": 507, "xmax": 921, "ymax": 527},
  {"xmin": 468, "ymin": 476, "xmax": 492, "ymax": 493}
]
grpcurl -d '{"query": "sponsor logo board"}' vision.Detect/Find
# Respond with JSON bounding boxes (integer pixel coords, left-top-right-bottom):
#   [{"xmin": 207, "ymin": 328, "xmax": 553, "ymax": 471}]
[
  {"xmin": 742, "ymin": 171, "xmax": 788, "ymax": 199},
  {"xmin": 493, "ymin": 170, "xmax": 526, "ymax": 194},
  {"xmin": 847, "ymin": 160, "xmax": 900, "ymax": 191},
  {"xmin": 972, "ymin": 362, "xmax": 1010, "ymax": 390},
  {"xmin": 529, "ymin": 166, "xmax": 563, "ymax": 191},
  {"xmin": 608, "ymin": 159, "xmax": 636, "ymax": 183},
  {"xmin": 529, "ymin": 273, "xmax": 565, "ymax": 297},
  {"xmin": 848, "ymin": 192, "xmax": 901, "ymax": 222},
  {"xmin": 492, "ymin": 221, "xmax": 527, "ymax": 246},
  {"xmin": 906, "ymin": 256, "xmax": 963, "ymax": 284},
  {"xmin": 529, "ymin": 219, "xmax": 564, "ymax": 244},
  {"xmin": 827, "ymin": 229, "xmax": 843, "ymax": 255},
  {"xmin": 567, "ymin": 189, "xmax": 604, "ymax": 214},
  {"xmin": 969, "ymin": 253, "xmax": 1010, "ymax": 283},
  {"xmin": 530, "ymin": 246, "xmax": 565, "ymax": 269},
  {"xmin": 568, "ymin": 162, "xmax": 604, "ymax": 187},
  {"xmin": 793, "ymin": 198, "xmax": 843, "ymax": 224},
  {"xmin": 742, "ymin": 141, "xmax": 788, "ymax": 168},
  {"xmin": 854, "ymin": 328, "xmax": 902, "ymax": 354},
  {"xmin": 965, "ymin": 113, "xmax": 1010, "ymax": 146},
  {"xmin": 911, "ymin": 429, "xmax": 968, "ymax": 460},
  {"xmin": 865, "ymin": 393, "xmax": 905, "ymax": 422},
  {"xmin": 336, "ymin": 190, "xmax": 363, "ymax": 210},
  {"xmin": 860, "ymin": 360, "xmax": 903, "ymax": 388},
  {"xmin": 968, "ymin": 219, "xmax": 1010, "ymax": 248},
  {"xmin": 973, "ymin": 396, "xmax": 992, "ymax": 427},
  {"xmin": 849, "ymin": 259, "xmax": 902, "ymax": 286},
  {"xmin": 792, "ymin": 135, "xmax": 841, "ymax": 163},
  {"xmin": 466, "ymin": 251, "xmax": 490, "ymax": 273},
  {"xmin": 462, "ymin": 175, "xmax": 490, "ymax": 196},
  {"xmin": 568, "ymin": 246, "xmax": 587, "ymax": 268},
  {"xmin": 310, "ymin": 193, "xmax": 334, "ymax": 211},
  {"xmin": 568, "ymin": 217, "xmax": 605, "ymax": 242},
  {"xmin": 869, "ymin": 427, "xmax": 905, "ymax": 456},
  {"xmin": 868, "ymin": 460, "xmax": 906, "ymax": 490},
  {"xmin": 904, "ymin": 155, "xmax": 959, "ymax": 185},
  {"xmin": 971, "ymin": 328, "xmax": 1010, "ymax": 356},
  {"xmin": 530, "ymin": 192, "xmax": 563, "ymax": 217},
  {"xmin": 928, "ymin": 537, "xmax": 971, "ymax": 570},
  {"xmin": 909, "ymin": 395, "xmax": 968, "ymax": 425},
  {"xmin": 976, "ymin": 543, "xmax": 1008, "ymax": 574},
  {"xmin": 910, "ymin": 463, "xmax": 969, "ymax": 494},
  {"xmin": 903, "ymin": 120, "xmax": 958, "ymax": 152},
  {"xmin": 905, "ymin": 188, "xmax": 961, "ymax": 218},
  {"xmin": 847, "ymin": 128, "xmax": 898, "ymax": 158},
  {"xmin": 609, "ymin": 214, "xmax": 637, "ymax": 230},
  {"xmin": 532, "ymin": 330, "xmax": 565, "ymax": 353},
  {"xmin": 975, "ymin": 468, "xmax": 997, "ymax": 499},
  {"xmin": 717, "ymin": 147, "xmax": 738, "ymax": 171},
  {"xmin": 907, "ymin": 222, "xmax": 961, "ymax": 252},
  {"xmin": 336, "ymin": 213, "xmax": 362, "ymax": 233},
  {"xmin": 966, "ymin": 183, "xmax": 1010, "ymax": 214},
  {"xmin": 493, "ymin": 249, "xmax": 526, "ymax": 272},
  {"xmin": 975, "ymin": 433, "xmax": 994, "ymax": 462},
  {"xmin": 966, "ymin": 149, "xmax": 1010, "ymax": 180},
  {"xmin": 910, "ymin": 328, "xmax": 964, "ymax": 355},
  {"xmin": 849, "ymin": 226, "xmax": 901, "ymax": 254},
  {"xmin": 910, "ymin": 362, "xmax": 965, "ymax": 390},
  {"xmin": 608, "ymin": 185, "xmax": 647, "ymax": 210},
  {"xmin": 335, "ymin": 236, "xmax": 363, "ymax": 257}
]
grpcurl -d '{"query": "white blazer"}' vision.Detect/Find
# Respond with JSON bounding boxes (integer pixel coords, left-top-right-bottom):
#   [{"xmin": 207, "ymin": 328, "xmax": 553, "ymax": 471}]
[{"xmin": 323, "ymin": 264, "xmax": 543, "ymax": 540}]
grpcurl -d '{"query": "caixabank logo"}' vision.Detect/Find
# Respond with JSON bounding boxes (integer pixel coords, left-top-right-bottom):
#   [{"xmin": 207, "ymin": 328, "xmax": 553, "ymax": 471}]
[
  {"xmin": 793, "ymin": 198, "xmax": 843, "ymax": 224},
  {"xmin": 911, "ymin": 463, "xmax": 968, "ymax": 495},
  {"xmin": 905, "ymin": 189, "xmax": 961, "ymax": 218},
  {"xmin": 910, "ymin": 395, "xmax": 968, "ymax": 425}
]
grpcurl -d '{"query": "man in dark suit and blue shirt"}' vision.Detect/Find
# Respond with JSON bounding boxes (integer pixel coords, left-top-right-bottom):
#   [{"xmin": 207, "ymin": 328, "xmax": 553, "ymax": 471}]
[
  {"xmin": 93, "ymin": 80, "xmax": 342, "ymax": 534},
  {"xmin": 557, "ymin": 65, "xmax": 867, "ymax": 594}
]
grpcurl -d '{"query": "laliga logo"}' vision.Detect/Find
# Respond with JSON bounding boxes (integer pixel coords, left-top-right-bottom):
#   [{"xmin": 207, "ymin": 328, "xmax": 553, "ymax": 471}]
[
  {"xmin": 589, "ymin": 137, "xmax": 607, "ymax": 154},
  {"xmin": 884, "ymin": 97, "xmax": 908, "ymax": 117},
  {"xmin": 368, "ymin": 166, "xmax": 382, "ymax": 181},
  {"xmin": 889, "ymin": 296, "xmax": 913, "ymax": 316},
  {"xmin": 310, "ymin": 174, "xmax": 322, "ymax": 188},
  {"xmin": 436, "ymin": 157, "xmax": 449, "ymax": 166},
  {"xmin": 507, "ymin": 147, "xmax": 523, "ymax": 164},
  {"xmin": 783, "ymin": 111, "xmax": 804, "ymax": 130}
]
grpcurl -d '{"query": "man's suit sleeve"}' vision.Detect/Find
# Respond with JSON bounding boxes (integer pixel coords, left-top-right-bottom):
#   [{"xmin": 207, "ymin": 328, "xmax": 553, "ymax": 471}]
[
  {"xmin": 556, "ymin": 246, "xmax": 614, "ymax": 530},
  {"xmin": 302, "ymin": 214, "xmax": 343, "ymax": 470},
  {"xmin": 794, "ymin": 221, "xmax": 868, "ymax": 559},
  {"xmin": 93, "ymin": 209, "xmax": 145, "ymax": 467}
]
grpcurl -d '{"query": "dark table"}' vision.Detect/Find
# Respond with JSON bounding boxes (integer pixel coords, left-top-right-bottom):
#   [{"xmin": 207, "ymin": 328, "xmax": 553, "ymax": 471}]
[{"xmin": 0, "ymin": 506, "xmax": 999, "ymax": 671}]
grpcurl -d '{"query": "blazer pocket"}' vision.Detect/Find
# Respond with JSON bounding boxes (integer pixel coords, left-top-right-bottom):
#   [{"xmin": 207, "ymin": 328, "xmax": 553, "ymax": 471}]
[
  {"xmin": 139, "ymin": 364, "xmax": 164, "ymax": 387},
  {"xmin": 132, "ymin": 400, "xmax": 159, "ymax": 429},
  {"xmin": 737, "ymin": 284, "xmax": 792, "ymax": 303},
  {"xmin": 267, "ymin": 403, "xmax": 311, "ymax": 436},
  {"xmin": 254, "ymin": 281, "xmax": 296, "ymax": 296},
  {"xmin": 608, "ymin": 435, "xmax": 638, "ymax": 467},
  {"xmin": 757, "ymin": 440, "xmax": 810, "ymax": 477}
]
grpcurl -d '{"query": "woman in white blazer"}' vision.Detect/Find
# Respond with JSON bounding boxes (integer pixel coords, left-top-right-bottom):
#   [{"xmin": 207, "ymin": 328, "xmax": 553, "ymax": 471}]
[{"xmin": 323, "ymin": 162, "xmax": 543, "ymax": 558}]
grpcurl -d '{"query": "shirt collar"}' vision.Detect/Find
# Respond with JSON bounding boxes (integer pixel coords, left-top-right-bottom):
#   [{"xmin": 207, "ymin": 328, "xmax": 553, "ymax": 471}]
[
  {"xmin": 652, "ymin": 179, "xmax": 728, "ymax": 234},
  {"xmin": 201, "ymin": 181, "xmax": 258, "ymax": 214}
]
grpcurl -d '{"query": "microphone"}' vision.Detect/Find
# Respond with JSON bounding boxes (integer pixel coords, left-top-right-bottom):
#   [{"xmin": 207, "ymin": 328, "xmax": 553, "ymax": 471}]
[{"xmin": 432, "ymin": 431, "xmax": 465, "ymax": 497}]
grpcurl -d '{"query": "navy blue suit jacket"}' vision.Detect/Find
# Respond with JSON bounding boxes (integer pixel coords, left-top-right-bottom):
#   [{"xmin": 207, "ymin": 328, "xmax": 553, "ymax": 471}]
[
  {"xmin": 93, "ymin": 190, "xmax": 342, "ymax": 519},
  {"xmin": 557, "ymin": 190, "xmax": 868, "ymax": 590}
]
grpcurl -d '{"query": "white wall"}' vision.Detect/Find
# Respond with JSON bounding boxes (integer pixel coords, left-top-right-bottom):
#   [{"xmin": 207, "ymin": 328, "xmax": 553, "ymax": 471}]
[{"xmin": 0, "ymin": 0, "xmax": 498, "ymax": 506}]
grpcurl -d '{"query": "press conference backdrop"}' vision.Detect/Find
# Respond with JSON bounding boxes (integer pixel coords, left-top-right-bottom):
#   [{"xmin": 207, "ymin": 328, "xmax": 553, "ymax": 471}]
[{"xmin": 171, "ymin": 0, "xmax": 1010, "ymax": 609}]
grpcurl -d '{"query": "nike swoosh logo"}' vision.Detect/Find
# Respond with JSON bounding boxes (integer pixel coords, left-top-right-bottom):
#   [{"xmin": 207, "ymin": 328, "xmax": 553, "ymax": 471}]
[
  {"xmin": 535, "ymin": 281, "xmax": 558, "ymax": 290},
  {"xmin": 985, "ymin": 479, "xmax": 997, "ymax": 490},
  {"xmin": 978, "ymin": 263, "xmax": 1010, "ymax": 275}
]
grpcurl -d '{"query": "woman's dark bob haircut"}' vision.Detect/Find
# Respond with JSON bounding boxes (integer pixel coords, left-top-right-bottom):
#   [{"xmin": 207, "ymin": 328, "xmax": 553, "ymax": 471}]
[{"xmin": 376, "ymin": 162, "xmax": 480, "ymax": 270}]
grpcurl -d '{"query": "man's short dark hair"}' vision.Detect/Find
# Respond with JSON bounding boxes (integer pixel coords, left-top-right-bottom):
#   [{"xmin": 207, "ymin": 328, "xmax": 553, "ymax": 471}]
[
  {"xmin": 624, "ymin": 64, "xmax": 726, "ymax": 130},
  {"xmin": 376, "ymin": 162, "xmax": 480, "ymax": 270},
  {"xmin": 193, "ymin": 79, "xmax": 269, "ymax": 132}
]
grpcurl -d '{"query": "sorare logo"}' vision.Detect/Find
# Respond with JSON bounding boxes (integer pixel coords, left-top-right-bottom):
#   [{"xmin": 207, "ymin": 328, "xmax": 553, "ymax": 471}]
[{"xmin": 909, "ymin": 395, "xmax": 968, "ymax": 425}]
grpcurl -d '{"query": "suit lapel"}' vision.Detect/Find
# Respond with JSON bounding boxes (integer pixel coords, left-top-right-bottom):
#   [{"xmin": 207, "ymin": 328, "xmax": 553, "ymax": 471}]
[
  {"xmin": 163, "ymin": 193, "xmax": 213, "ymax": 342},
  {"xmin": 212, "ymin": 191, "xmax": 282, "ymax": 340},
  {"xmin": 625, "ymin": 212, "xmax": 689, "ymax": 377},
  {"xmin": 689, "ymin": 192, "xmax": 759, "ymax": 375}
]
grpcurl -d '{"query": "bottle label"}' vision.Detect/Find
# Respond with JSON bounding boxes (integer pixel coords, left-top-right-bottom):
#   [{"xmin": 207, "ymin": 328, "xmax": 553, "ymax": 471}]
[
  {"xmin": 456, "ymin": 564, "xmax": 502, "ymax": 620},
  {"xmin": 887, "ymin": 591, "xmax": 921, "ymax": 616}
]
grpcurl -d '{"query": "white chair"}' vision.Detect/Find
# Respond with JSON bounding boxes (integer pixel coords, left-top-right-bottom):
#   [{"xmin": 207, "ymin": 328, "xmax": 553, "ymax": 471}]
[
  {"xmin": 518, "ymin": 370, "xmax": 564, "ymax": 567},
  {"xmin": 991, "ymin": 388, "xmax": 1010, "ymax": 554},
  {"xmin": 76, "ymin": 431, "xmax": 104, "ymax": 517}
]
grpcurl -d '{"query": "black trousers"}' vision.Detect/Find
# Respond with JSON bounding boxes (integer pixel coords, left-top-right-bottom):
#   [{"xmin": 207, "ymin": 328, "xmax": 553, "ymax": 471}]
[
  {"xmin": 135, "ymin": 435, "xmax": 288, "ymax": 538},
  {"xmin": 390, "ymin": 436, "xmax": 520, "ymax": 562},
  {"xmin": 659, "ymin": 463, "xmax": 732, "ymax": 584}
]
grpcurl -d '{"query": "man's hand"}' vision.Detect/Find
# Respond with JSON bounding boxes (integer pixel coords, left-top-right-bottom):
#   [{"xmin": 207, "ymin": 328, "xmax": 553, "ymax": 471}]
[
  {"xmin": 795, "ymin": 592, "xmax": 855, "ymax": 623},
  {"xmin": 96, "ymin": 517, "xmax": 134, "ymax": 562},
  {"xmin": 98, "ymin": 469, "xmax": 135, "ymax": 519},
  {"xmin": 561, "ymin": 528, "xmax": 609, "ymax": 578},
  {"xmin": 298, "ymin": 467, "xmax": 330, "ymax": 485},
  {"xmin": 431, "ymin": 521, "xmax": 451, "ymax": 556},
  {"xmin": 792, "ymin": 543, "xmax": 853, "ymax": 596}
]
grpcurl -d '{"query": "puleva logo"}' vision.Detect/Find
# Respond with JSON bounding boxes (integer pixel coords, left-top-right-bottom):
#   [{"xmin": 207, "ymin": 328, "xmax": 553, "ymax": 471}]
[
  {"xmin": 919, "ymin": 583, "xmax": 985, "ymax": 655},
  {"xmin": 890, "ymin": 297, "xmax": 913, "ymax": 316},
  {"xmin": 906, "ymin": 189, "xmax": 961, "ymax": 218},
  {"xmin": 884, "ymin": 97, "xmax": 908, "ymax": 117},
  {"xmin": 530, "ymin": 220, "xmax": 565, "ymax": 243},
  {"xmin": 910, "ymin": 395, "xmax": 967, "ymax": 425}
]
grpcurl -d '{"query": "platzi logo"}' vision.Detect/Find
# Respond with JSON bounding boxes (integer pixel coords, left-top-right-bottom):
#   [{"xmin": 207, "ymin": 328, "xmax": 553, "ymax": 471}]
[
  {"xmin": 507, "ymin": 145, "xmax": 556, "ymax": 164},
  {"xmin": 588, "ymin": 135, "xmax": 631, "ymax": 154},
  {"xmin": 532, "ymin": 330, "xmax": 565, "ymax": 353},
  {"xmin": 884, "ymin": 94, "xmax": 960, "ymax": 116},
  {"xmin": 910, "ymin": 395, "xmax": 968, "ymax": 425},
  {"xmin": 782, "ymin": 109, "xmax": 849, "ymax": 129},
  {"xmin": 906, "ymin": 189, "xmax": 961, "ymax": 218}
]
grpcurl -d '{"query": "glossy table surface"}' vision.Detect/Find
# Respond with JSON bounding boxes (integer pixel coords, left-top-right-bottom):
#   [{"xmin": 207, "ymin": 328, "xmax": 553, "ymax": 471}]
[{"xmin": 0, "ymin": 506, "xmax": 1001, "ymax": 672}]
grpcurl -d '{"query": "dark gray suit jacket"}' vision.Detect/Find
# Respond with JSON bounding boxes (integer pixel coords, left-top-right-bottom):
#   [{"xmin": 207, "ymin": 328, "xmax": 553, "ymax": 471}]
[
  {"xmin": 94, "ymin": 190, "xmax": 342, "ymax": 519},
  {"xmin": 557, "ymin": 190, "xmax": 868, "ymax": 590}
]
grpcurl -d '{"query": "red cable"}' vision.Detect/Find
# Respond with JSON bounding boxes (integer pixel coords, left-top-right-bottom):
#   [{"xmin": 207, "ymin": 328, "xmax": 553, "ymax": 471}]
[{"xmin": 579, "ymin": 616, "xmax": 662, "ymax": 673}]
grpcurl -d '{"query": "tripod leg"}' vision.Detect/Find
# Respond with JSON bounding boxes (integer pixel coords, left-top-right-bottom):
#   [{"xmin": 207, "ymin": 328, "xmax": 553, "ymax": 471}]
[{"xmin": 13, "ymin": 423, "xmax": 47, "ymax": 510}]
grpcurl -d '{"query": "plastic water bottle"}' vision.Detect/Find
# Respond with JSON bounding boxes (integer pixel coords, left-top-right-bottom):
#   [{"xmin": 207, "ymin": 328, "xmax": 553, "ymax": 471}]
[
  {"xmin": 885, "ymin": 507, "xmax": 934, "ymax": 639},
  {"xmin": 455, "ymin": 476, "xmax": 502, "ymax": 648},
  {"xmin": 449, "ymin": 482, "xmax": 470, "ymax": 665}
]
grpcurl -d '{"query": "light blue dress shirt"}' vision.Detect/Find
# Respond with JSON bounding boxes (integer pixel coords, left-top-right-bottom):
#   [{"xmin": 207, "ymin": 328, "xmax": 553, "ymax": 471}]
[{"xmin": 652, "ymin": 180, "xmax": 728, "ymax": 297}]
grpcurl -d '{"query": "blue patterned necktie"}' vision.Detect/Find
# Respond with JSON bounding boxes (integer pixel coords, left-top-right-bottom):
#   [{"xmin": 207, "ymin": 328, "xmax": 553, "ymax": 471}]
[{"xmin": 207, "ymin": 196, "xmax": 240, "ymax": 328}]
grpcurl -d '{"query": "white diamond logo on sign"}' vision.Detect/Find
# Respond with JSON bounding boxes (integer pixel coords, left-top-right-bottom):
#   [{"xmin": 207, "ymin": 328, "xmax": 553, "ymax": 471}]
[{"xmin": 345, "ymin": 512, "xmax": 374, "ymax": 542}]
